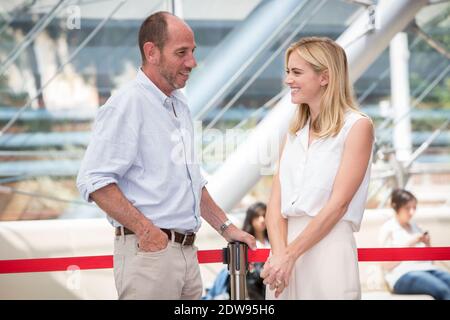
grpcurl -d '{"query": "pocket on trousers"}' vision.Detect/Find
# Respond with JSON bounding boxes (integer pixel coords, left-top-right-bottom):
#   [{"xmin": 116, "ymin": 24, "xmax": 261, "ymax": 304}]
[{"xmin": 136, "ymin": 242, "xmax": 170, "ymax": 257}]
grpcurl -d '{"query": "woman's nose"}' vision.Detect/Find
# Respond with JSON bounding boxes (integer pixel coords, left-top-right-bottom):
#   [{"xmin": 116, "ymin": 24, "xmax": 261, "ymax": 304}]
[{"xmin": 284, "ymin": 76, "xmax": 292, "ymax": 85}]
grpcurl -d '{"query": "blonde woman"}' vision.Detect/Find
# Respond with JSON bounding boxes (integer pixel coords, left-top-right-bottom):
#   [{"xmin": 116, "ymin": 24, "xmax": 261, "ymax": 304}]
[{"xmin": 260, "ymin": 37, "xmax": 374, "ymax": 300}]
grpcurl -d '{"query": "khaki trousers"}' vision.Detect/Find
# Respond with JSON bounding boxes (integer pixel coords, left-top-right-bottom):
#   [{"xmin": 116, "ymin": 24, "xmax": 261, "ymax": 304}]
[{"xmin": 113, "ymin": 234, "xmax": 203, "ymax": 300}]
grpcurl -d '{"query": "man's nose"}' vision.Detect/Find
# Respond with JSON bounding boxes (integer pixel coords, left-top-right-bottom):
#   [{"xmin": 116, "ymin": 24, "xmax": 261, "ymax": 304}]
[{"xmin": 186, "ymin": 54, "xmax": 197, "ymax": 69}]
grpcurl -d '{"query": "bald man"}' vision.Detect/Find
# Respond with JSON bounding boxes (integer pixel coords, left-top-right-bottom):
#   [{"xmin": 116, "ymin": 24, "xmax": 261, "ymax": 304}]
[{"xmin": 77, "ymin": 12, "xmax": 256, "ymax": 300}]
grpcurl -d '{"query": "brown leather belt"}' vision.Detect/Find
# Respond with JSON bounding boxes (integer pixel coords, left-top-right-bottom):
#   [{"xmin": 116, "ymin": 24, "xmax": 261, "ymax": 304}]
[{"xmin": 115, "ymin": 226, "xmax": 196, "ymax": 246}]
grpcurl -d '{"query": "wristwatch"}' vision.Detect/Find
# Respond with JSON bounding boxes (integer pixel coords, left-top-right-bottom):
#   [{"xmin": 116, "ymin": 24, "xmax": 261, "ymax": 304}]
[{"xmin": 219, "ymin": 219, "xmax": 233, "ymax": 235}]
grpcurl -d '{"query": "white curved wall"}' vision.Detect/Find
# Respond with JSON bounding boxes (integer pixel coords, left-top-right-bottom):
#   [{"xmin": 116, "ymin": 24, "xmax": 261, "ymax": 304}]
[{"xmin": 1, "ymin": 207, "xmax": 449, "ymax": 299}]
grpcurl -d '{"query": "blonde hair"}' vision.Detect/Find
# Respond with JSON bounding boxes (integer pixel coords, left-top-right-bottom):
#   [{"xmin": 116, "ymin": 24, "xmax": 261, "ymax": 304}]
[{"xmin": 286, "ymin": 37, "xmax": 362, "ymax": 138}]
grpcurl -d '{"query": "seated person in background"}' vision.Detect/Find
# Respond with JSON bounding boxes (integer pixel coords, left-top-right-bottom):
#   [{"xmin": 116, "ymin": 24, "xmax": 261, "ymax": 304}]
[
  {"xmin": 203, "ymin": 202, "xmax": 269, "ymax": 300},
  {"xmin": 379, "ymin": 189, "xmax": 450, "ymax": 300}
]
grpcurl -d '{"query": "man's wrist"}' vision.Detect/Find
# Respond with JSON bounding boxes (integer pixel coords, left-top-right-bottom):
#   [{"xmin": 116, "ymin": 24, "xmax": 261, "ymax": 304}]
[
  {"xmin": 219, "ymin": 219, "xmax": 233, "ymax": 235},
  {"xmin": 135, "ymin": 219, "xmax": 156, "ymax": 237}
]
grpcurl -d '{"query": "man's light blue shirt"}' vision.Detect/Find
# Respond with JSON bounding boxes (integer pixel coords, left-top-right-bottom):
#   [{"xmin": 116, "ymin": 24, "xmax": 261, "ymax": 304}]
[{"xmin": 77, "ymin": 69, "xmax": 207, "ymax": 232}]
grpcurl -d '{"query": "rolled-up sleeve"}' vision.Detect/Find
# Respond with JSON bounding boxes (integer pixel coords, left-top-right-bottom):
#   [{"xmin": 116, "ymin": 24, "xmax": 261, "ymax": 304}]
[{"xmin": 77, "ymin": 104, "xmax": 139, "ymax": 202}]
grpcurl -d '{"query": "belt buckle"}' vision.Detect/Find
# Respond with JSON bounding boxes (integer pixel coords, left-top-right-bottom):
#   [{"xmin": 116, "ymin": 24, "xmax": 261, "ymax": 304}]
[{"xmin": 181, "ymin": 232, "xmax": 195, "ymax": 246}]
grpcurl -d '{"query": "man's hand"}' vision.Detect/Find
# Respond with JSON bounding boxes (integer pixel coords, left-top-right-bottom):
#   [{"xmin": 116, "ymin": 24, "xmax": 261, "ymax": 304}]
[
  {"xmin": 222, "ymin": 224, "xmax": 257, "ymax": 250},
  {"xmin": 199, "ymin": 187, "xmax": 256, "ymax": 250},
  {"xmin": 136, "ymin": 225, "xmax": 169, "ymax": 252},
  {"xmin": 90, "ymin": 184, "xmax": 168, "ymax": 252}
]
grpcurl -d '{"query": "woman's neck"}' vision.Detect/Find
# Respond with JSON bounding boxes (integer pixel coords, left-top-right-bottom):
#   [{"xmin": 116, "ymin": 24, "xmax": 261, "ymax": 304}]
[
  {"xmin": 308, "ymin": 96, "xmax": 321, "ymax": 123},
  {"xmin": 254, "ymin": 230, "xmax": 266, "ymax": 244},
  {"xmin": 395, "ymin": 215, "xmax": 411, "ymax": 230}
]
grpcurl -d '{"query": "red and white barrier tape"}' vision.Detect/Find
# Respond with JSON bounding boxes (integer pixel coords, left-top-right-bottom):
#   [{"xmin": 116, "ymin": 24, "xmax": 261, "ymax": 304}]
[{"xmin": 0, "ymin": 247, "xmax": 449, "ymax": 274}]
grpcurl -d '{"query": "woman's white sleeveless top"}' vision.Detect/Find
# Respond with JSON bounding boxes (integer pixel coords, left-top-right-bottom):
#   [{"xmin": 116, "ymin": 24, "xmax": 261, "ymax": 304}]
[{"xmin": 279, "ymin": 110, "xmax": 372, "ymax": 232}]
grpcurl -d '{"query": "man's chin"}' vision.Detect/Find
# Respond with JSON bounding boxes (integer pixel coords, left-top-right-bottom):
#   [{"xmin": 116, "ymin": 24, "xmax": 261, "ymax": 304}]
[{"xmin": 174, "ymin": 81, "xmax": 187, "ymax": 89}]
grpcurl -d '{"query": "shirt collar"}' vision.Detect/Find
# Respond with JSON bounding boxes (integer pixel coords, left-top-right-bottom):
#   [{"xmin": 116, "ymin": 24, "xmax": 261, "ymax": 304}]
[{"xmin": 136, "ymin": 68, "xmax": 187, "ymax": 107}]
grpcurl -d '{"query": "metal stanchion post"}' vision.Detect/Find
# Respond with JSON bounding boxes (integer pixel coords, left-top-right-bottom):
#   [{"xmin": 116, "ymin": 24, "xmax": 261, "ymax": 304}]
[{"xmin": 223, "ymin": 241, "xmax": 248, "ymax": 300}]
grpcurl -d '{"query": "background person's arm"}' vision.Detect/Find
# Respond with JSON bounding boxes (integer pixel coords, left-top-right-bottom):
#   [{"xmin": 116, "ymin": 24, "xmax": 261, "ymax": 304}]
[{"xmin": 379, "ymin": 225, "xmax": 402, "ymax": 271}]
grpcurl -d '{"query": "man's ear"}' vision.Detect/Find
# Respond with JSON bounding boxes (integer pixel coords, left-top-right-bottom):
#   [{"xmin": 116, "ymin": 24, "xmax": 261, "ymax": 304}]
[
  {"xmin": 143, "ymin": 42, "xmax": 160, "ymax": 65},
  {"xmin": 320, "ymin": 69, "xmax": 329, "ymax": 87}
]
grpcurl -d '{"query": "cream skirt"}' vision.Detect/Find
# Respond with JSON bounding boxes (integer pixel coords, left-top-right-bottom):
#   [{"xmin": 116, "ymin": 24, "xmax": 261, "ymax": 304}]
[{"xmin": 266, "ymin": 215, "xmax": 361, "ymax": 300}]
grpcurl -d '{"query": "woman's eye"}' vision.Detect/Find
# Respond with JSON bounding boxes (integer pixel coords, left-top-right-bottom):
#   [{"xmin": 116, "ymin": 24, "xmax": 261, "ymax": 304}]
[{"xmin": 287, "ymin": 69, "xmax": 301, "ymax": 75}]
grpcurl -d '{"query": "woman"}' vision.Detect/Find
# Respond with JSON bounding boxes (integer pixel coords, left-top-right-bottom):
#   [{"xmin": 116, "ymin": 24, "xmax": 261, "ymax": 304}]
[
  {"xmin": 243, "ymin": 202, "xmax": 270, "ymax": 249},
  {"xmin": 261, "ymin": 37, "xmax": 374, "ymax": 299},
  {"xmin": 379, "ymin": 189, "xmax": 450, "ymax": 300}
]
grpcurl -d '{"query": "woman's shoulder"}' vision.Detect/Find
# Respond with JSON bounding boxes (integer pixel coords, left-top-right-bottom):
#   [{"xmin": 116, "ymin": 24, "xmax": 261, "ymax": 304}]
[
  {"xmin": 339, "ymin": 109, "xmax": 374, "ymax": 143},
  {"xmin": 381, "ymin": 217, "xmax": 397, "ymax": 230},
  {"xmin": 344, "ymin": 109, "xmax": 372, "ymax": 125},
  {"xmin": 379, "ymin": 218, "xmax": 396, "ymax": 244},
  {"xmin": 379, "ymin": 218, "xmax": 400, "ymax": 240}
]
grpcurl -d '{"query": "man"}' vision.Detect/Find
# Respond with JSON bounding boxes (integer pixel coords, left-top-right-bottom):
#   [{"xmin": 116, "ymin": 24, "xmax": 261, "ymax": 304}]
[{"xmin": 77, "ymin": 11, "xmax": 256, "ymax": 300}]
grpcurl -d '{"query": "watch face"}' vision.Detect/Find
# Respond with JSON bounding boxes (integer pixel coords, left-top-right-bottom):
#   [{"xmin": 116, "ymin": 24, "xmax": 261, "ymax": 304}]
[{"xmin": 220, "ymin": 220, "xmax": 232, "ymax": 234}]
